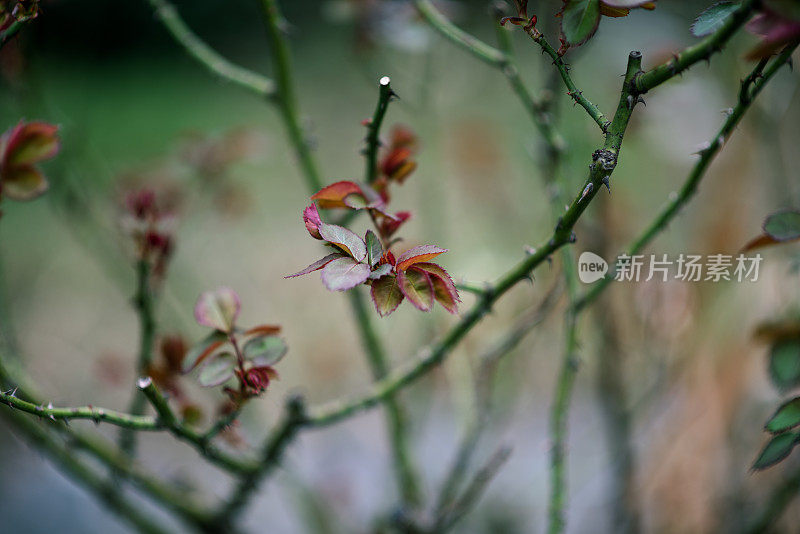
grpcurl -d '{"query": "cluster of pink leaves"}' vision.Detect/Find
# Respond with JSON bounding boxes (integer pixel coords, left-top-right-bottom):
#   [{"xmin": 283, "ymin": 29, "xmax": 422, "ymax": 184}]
[
  {"xmin": 287, "ymin": 180, "xmax": 460, "ymax": 317},
  {"xmin": 183, "ymin": 287, "xmax": 288, "ymax": 404},
  {"xmin": 746, "ymin": 0, "xmax": 800, "ymax": 59},
  {"xmin": 0, "ymin": 121, "xmax": 59, "ymax": 210}
]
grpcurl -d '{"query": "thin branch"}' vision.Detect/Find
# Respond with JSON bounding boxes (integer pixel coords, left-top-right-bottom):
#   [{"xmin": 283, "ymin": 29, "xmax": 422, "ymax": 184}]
[
  {"xmin": 364, "ymin": 76, "xmax": 394, "ymax": 184},
  {"xmin": 413, "ymin": 0, "xmax": 507, "ymax": 68},
  {"xmin": 432, "ymin": 445, "xmax": 512, "ymax": 532},
  {"xmin": 0, "ymin": 409, "xmax": 172, "ymax": 534},
  {"xmin": 0, "ymin": 19, "xmax": 25, "ymax": 50},
  {"xmin": 258, "ymin": 0, "xmax": 323, "ymax": 192},
  {"xmin": 120, "ymin": 260, "xmax": 158, "ymax": 457},
  {"xmin": 214, "ymin": 395, "xmax": 307, "ymax": 526},
  {"xmin": 137, "ymin": 378, "xmax": 256, "ymax": 474},
  {"xmin": 348, "ymin": 288, "xmax": 422, "ymax": 507},
  {"xmin": 635, "ymin": 0, "xmax": 760, "ymax": 93},
  {"xmin": 0, "ymin": 390, "xmax": 159, "ymax": 429},
  {"xmin": 574, "ymin": 43, "xmax": 799, "ymax": 314},
  {"xmin": 146, "ymin": 0, "xmax": 275, "ymax": 97}
]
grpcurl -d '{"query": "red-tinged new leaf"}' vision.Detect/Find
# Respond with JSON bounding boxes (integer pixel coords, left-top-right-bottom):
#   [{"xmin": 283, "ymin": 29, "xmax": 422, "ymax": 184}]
[
  {"xmin": 411, "ymin": 262, "xmax": 460, "ymax": 314},
  {"xmin": 194, "ymin": 287, "xmax": 241, "ymax": 332},
  {"xmin": 318, "ymin": 223, "xmax": 368, "ymax": 262},
  {"xmin": 398, "ymin": 268, "xmax": 434, "ymax": 312},
  {"xmin": 321, "ymin": 257, "xmax": 371, "ymax": 291},
  {"xmin": 244, "ymin": 324, "xmax": 282, "ymax": 336},
  {"xmin": 371, "ymin": 274, "xmax": 404, "ymax": 317},
  {"xmin": 3, "ymin": 121, "xmax": 60, "ymax": 167},
  {"xmin": 182, "ymin": 330, "xmax": 228, "ymax": 373},
  {"xmin": 395, "ymin": 245, "xmax": 448, "ymax": 271},
  {"xmin": 1, "ymin": 165, "xmax": 48, "ymax": 200},
  {"xmin": 285, "ymin": 253, "xmax": 345, "ymax": 278},
  {"xmin": 311, "ymin": 181, "xmax": 362, "ymax": 209},
  {"xmin": 600, "ymin": 0, "xmax": 655, "ymax": 7},
  {"xmin": 303, "ymin": 204, "xmax": 322, "ymax": 239}
]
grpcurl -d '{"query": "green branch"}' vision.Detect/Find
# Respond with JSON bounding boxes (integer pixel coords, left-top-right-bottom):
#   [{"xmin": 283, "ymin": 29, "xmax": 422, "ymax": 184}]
[
  {"xmin": 215, "ymin": 396, "xmax": 307, "ymax": 526},
  {"xmin": 120, "ymin": 260, "xmax": 157, "ymax": 457},
  {"xmin": 0, "ymin": 19, "xmax": 23, "ymax": 49},
  {"xmin": 364, "ymin": 76, "xmax": 394, "ymax": 184},
  {"xmin": 348, "ymin": 288, "xmax": 421, "ymax": 507},
  {"xmin": 146, "ymin": 0, "xmax": 275, "ymax": 97},
  {"xmin": 137, "ymin": 378, "xmax": 256, "ymax": 474},
  {"xmin": 258, "ymin": 0, "xmax": 323, "ymax": 192},
  {"xmin": 413, "ymin": 0, "xmax": 507, "ymax": 67},
  {"xmin": 574, "ymin": 43, "xmax": 798, "ymax": 313},
  {"xmin": 635, "ymin": 0, "xmax": 759, "ymax": 93},
  {"xmin": 0, "ymin": 389, "xmax": 159, "ymax": 429},
  {"xmin": 0, "ymin": 409, "xmax": 173, "ymax": 534}
]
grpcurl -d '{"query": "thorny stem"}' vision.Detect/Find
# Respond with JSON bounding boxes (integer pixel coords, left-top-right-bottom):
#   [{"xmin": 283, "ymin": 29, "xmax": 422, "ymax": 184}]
[
  {"xmin": 0, "ymin": 20, "xmax": 24, "ymax": 50},
  {"xmin": 137, "ymin": 378, "xmax": 256, "ymax": 474},
  {"xmin": 356, "ymin": 77, "xmax": 422, "ymax": 508},
  {"xmin": 215, "ymin": 395, "xmax": 307, "ymax": 526},
  {"xmin": 0, "ymin": 409, "xmax": 172, "ymax": 534},
  {"xmin": 364, "ymin": 76, "xmax": 394, "ymax": 184},
  {"xmin": 258, "ymin": 0, "xmax": 323, "ymax": 193},
  {"xmin": 635, "ymin": 0, "xmax": 760, "ymax": 93},
  {"xmin": 119, "ymin": 260, "xmax": 157, "ymax": 458},
  {"xmin": 146, "ymin": 0, "xmax": 275, "ymax": 97},
  {"xmin": 574, "ymin": 43, "xmax": 799, "ymax": 314}
]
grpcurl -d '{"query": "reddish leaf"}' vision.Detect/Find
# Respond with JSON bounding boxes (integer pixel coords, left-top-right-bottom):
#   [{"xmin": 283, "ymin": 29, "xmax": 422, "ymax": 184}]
[
  {"xmin": 371, "ymin": 274, "xmax": 404, "ymax": 317},
  {"xmin": 244, "ymin": 324, "xmax": 282, "ymax": 336},
  {"xmin": 321, "ymin": 257, "xmax": 371, "ymax": 291},
  {"xmin": 303, "ymin": 204, "xmax": 322, "ymax": 239},
  {"xmin": 318, "ymin": 224, "xmax": 368, "ymax": 262},
  {"xmin": 285, "ymin": 253, "xmax": 345, "ymax": 278},
  {"xmin": 379, "ymin": 211, "xmax": 411, "ymax": 239},
  {"xmin": 311, "ymin": 181, "xmax": 363, "ymax": 209},
  {"xmin": 396, "ymin": 245, "xmax": 448, "ymax": 271},
  {"xmin": 398, "ymin": 268, "xmax": 434, "ymax": 311},
  {"xmin": 182, "ymin": 330, "xmax": 228, "ymax": 373},
  {"xmin": 411, "ymin": 262, "xmax": 460, "ymax": 314},
  {"xmin": 2, "ymin": 165, "xmax": 48, "ymax": 200},
  {"xmin": 2, "ymin": 121, "xmax": 60, "ymax": 168},
  {"xmin": 195, "ymin": 287, "xmax": 241, "ymax": 332}
]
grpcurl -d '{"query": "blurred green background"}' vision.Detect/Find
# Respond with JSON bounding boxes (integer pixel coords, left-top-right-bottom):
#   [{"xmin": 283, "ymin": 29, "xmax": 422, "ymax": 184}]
[{"xmin": 1, "ymin": 0, "xmax": 800, "ymax": 532}]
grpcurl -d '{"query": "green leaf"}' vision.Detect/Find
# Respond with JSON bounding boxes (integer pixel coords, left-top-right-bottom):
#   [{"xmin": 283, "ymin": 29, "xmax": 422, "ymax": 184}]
[
  {"xmin": 318, "ymin": 223, "xmax": 368, "ymax": 262},
  {"xmin": 182, "ymin": 330, "xmax": 228, "ymax": 373},
  {"xmin": 320, "ymin": 256, "xmax": 371, "ymax": 291},
  {"xmin": 769, "ymin": 338, "xmax": 800, "ymax": 391},
  {"xmin": 370, "ymin": 274, "xmax": 404, "ymax": 317},
  {"xmin": 365, "ymin": 230, "xmax": 382, "ymax": 267},
  {"xmin": 691, "ymin": 2, "xmax": 738, "ymax": 37},
  {"xmin": 752, "ymin": 432, "xmax": 799, "ymax": 470},
  {"xmin": 763, "ymin": 210, "xmax": 800, "ymax": 242},
  {"xmin": 398, "ymin": 268, "xmax": 434, "ymax": 312},
  {"xmin": 560, "ymin": 0, "xmax": 601, "ymax": 48},
  {"xmin": 766, "ymin": 397, "xmax": 800, "ymax": 434},
  {"xmin": 198, "ymin": 352, "xmax": 237, "ymax": 387},
  {"xmin": 243, "ymin": 335, "xmax": 287, "ymax": 367}
]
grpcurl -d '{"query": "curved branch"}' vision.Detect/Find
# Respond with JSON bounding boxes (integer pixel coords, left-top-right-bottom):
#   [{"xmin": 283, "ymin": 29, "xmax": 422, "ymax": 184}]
[
  {"xmin": 146, "ymin": 0, "xmax": 275, "ymax": 97},
  {"xmin": 635, "ymin": 0, "xmax": 760, "ymax": 93}
]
